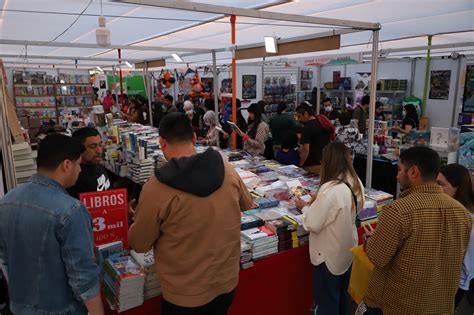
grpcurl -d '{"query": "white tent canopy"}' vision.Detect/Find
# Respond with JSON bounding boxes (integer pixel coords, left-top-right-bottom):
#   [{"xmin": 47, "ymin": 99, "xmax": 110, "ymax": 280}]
[{"xmin": 0, "ymin": 0, "xmax": 472, "ymax": 69}]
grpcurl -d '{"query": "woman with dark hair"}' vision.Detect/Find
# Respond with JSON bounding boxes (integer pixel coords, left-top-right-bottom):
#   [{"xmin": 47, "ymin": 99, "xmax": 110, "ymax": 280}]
[
  {"xmin": 122, "ymin": 99, "xmax": 146, "ymax": 124},
  {"xmin": 437, "ymin": 164, "xmax": 474, "ymax": 307},
  {"xmin": 296, "ymin": 142, "xmax": 364, "ymax": 315},
  {"xmin": 392, "ymin": 103, "xmax": 419, "ymax": 134},
  {"xmin": 236, "ymin": 103, "xmax": 269, "ymax": 156},
  {"xmin": 257, "ymin": 100, "xmax": 269, "ymax": 124}
]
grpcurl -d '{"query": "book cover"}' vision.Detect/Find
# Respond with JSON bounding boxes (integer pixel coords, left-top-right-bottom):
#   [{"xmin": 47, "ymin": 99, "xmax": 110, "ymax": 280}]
[{"xmin": 96, "ymin": 241, "xmax": 123, "ymax": 267}]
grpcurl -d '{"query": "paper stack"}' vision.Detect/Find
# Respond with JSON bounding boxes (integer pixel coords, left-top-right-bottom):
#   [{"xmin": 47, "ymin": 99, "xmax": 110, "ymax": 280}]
[
  {"xmin": 241, "ymin": 226, "xmax": 278, "ymax": 260},
  {"xmin": 102, "ymin": 256, "xmax": 145, "ymax": 312},
  {"xmin": 241, "ymin": 213, "xmax": 264, "ymax": 230},
  {"xmin": 130, "ymin": 250, "xmax": 161, "ymax": 300},
  {"xmin": 265, "ymin": 217, "xmax": 299, "ymax": 252},
  {"xmin": 240, "ymin": 240, "xmax": 253, "ymax": 269},
  {"xmin": 128, "ymin": 158, "xmax": 154, "ymax": 184}
]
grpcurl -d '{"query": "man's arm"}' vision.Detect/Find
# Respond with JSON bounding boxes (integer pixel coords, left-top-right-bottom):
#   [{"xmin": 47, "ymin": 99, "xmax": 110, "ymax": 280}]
[
  {"xmin": 128, "ymin": 178, "xmax": 162, "ymax": 253},
  {"xmin": 58, "ymin": 204, "xmax": 102, "ymax": 314},
  {"xmin": 84, "ymin": 295, "xmax": 104, "ymax": 315},
  {"xmin": 366, "ymin": 205, "xmax": 405, "ymax": 268},
  {"xmin": 299, "ymin": 144, "xmax": 310, "ymax": 167},
  {"xmin": 238, "ymin": 176, "xmax": 254, "ymax": 212}
]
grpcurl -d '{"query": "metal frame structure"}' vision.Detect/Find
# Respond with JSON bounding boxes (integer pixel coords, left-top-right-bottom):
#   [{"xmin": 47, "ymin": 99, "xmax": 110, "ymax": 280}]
[
  {"xmin": 114, "ymin": 0, "xmax": 381, "ymax": 187},
  {"xmin": 1, "ymin": 0, "xmax": 383, "ymax": 189}
]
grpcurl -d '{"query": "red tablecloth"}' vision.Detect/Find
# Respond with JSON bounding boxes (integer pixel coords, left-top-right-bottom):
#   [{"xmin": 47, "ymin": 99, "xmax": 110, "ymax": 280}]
[{"xmin": 105, "ymin": 245, "xmax": 313, "ymax": 315}]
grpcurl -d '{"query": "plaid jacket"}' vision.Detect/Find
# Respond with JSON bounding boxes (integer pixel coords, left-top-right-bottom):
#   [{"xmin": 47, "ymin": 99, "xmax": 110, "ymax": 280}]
[{"xmin": 364, "ymin": 184, "xmax": 472, "ymax": 314}]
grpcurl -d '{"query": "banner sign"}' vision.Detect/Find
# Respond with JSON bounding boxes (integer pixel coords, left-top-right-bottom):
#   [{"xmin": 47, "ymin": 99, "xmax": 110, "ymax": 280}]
[
  {"xmin": 286, "ymin": 53, "xmax": 362, "ymax": 67},
  {"xmin": 80, "ymin": 188, "xmax": 129, "ymax": 248}
]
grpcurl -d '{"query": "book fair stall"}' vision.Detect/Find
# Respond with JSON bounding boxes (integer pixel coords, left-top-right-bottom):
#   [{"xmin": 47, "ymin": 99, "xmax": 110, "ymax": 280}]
[{"xmin": 0, "ymin": 0, "xmax": 473, "ymax": 314}]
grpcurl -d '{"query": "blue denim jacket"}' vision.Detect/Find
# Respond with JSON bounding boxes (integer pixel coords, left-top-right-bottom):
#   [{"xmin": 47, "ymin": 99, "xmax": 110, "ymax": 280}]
[{"xmin": 0, "ymin": 174, "xmax": 100, "ymax": 315}]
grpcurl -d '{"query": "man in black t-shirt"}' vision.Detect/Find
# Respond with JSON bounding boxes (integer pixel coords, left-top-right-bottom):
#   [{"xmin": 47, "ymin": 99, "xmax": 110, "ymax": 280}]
[
  {"xmin": 68, "ymin": 127, "xmax": 111, "ymax": 199},
  {"xmin": 296, "ymin": 102, "xmax": 331, "ymax": 174}
]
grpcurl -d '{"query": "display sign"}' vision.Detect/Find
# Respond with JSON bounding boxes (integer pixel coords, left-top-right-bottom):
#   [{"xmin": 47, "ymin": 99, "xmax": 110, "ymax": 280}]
[
  {"xmin": 80, "ymin": 188, "xmax": 129, "ymax": 248},
  {"xmin": 286, "ymin": 52, "xmax": 362, "ymax": 68}
]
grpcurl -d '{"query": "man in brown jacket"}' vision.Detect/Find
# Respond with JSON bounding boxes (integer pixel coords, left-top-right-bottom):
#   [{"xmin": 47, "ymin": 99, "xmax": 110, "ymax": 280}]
[
  {"xmin": 129, "ymin": 113, "xmax": 253, "ymax": 315},
  {"xmin": 362, "ymin": 146, "xmax": 472, "ymax": 314}
]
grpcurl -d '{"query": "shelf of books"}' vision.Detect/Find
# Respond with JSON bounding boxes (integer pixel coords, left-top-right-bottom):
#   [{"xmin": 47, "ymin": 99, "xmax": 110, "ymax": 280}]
[
  {"xmin": 262, "ymin": 66, "xmax": 297, "ymax": 120},
  {"xmin": 12, "ymin": 71, "xmax": 94, "ymax": 124}
]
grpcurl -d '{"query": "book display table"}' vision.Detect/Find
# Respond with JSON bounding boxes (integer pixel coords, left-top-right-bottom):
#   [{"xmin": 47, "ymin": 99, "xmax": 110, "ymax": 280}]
[{"xmin": 104, "ymin": 245, "xmax": 313, "ymax": 315}]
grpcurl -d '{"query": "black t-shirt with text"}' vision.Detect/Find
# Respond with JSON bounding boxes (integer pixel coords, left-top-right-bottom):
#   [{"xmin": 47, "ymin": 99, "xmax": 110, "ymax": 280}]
[
  {"xmin": 300, "ymin": 119, "xmax": 331, "ymax": 166},
  {"xmin": 67, "ymin": 164, "xmax": 111, "ymax": 199}
]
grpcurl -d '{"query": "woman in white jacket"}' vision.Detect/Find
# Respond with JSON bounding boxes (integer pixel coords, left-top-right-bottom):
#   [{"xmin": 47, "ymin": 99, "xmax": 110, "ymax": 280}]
[{"xmin": 296, "ymin": 141, "xmax": 364, "ymax": 315}]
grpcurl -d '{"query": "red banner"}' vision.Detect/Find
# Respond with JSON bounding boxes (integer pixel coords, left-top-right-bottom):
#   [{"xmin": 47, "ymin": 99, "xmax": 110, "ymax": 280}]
[{"xmin": 80, "ymin": 188, "xmax": 129, "ymax": 248}]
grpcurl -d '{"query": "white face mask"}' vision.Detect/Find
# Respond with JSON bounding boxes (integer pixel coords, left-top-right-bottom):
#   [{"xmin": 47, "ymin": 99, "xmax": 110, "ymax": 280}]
[
  {"xmin": 402, "ymin": 110, "xmax": 407, "ymax": 117},
  {"xmin": 325, "ymin": 106, "xmax": 333, "ymax": 112}
]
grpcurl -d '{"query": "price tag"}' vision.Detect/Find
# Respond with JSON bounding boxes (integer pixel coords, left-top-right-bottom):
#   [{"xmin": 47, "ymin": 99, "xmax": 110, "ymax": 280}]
[{"xmin": 80, "ymin": 188, "xmax": 129, "ymax": 248}]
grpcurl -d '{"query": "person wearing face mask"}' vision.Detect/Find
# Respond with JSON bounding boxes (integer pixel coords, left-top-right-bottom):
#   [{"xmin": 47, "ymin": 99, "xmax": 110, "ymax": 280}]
[
  {"xmin": 437, "ymin": 164, "xmax": 474, "ymax": 308},
  {"xmin": 235, "ymin": 103, "xmax": 269, "ymax": 156},
  {"xmin": 321, "ymin": 98, "xmax": 339, "ymax": 121},
  {"xmin": 392, "ymin": 104, "xmax": 419, "ymax": 135}
]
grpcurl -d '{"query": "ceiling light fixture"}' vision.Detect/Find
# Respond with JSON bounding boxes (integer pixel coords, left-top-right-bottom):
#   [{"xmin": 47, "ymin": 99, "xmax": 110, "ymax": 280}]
[
  {"xmin": 125, "ymin": 61, "xmax": 133, "ymax": 68},
  {"xmin": 96, "ymin": 66, "xmax": 104, "ymax": 72},
  {"xmin": 172, "ymin": 53, "xmax": 184, "ymax": 62},
  {"xmin": 264, "ymin": 36, "xmax": 278, "ymax": 54},
  {"xmin": 95, "ymin": 0, "xmax": 111, "ymax": 47}
]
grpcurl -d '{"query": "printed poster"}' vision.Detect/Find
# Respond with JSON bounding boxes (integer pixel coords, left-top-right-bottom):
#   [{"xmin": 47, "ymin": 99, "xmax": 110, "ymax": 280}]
[
  {"xmin": 80, "ymin": 188, "xmax": 129, "ymax": 248},
  {"xmin": 242, "ymin": 75, "xmax": 257, "ymax": 99},
  {"xmin": 355, "ymin": 72, "xmax": 371, "ymax": 90},
  {"xmin": 462, "ymin": 65, "xmax": 474, "ymax": 112},
  {"xmin": 429, "ymin": 70, "xmax": 451, "ymax": 100}
]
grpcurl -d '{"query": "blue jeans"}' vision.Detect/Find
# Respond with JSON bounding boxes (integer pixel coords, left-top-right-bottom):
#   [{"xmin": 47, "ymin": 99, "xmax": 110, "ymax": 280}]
[{"xmin": 312, "ymin": 263, "xmax": 351, "ymax": 315}]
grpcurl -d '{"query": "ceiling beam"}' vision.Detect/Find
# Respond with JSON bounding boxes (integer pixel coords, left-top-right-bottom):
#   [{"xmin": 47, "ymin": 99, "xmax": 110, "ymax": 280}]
[
  {"xmin": 114, "ymin": 0, "xmax": 380, "ymax": 30},
  {"xmin": 362, "ymin": 41, "xmax": 474, "ymax": 56},
  {"xmin": 0, "ymin": 39, "xmax": 212, "ymax": 53},
  {"xmin": 0, "ymin": 54, "xmax": 141, "ymax": 62}
]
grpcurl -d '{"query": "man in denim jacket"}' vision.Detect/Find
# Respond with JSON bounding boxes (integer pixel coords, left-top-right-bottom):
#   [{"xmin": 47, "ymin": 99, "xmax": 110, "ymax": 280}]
[{"xmin": 0, "ymin": 134, "xmax": 103, "ymax": 315}]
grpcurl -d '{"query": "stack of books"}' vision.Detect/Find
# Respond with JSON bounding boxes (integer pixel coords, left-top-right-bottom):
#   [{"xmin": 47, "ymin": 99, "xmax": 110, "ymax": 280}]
[
  {"xmin": 241, "ymin": 214, "xmax": 264, "ymax": 230},
  {"xmin": 127, "ymin": 158, "xmax": 154, "ymax": 184},
  {"xmin": 241, "ymin": 226, "xmax": 278, "ymax": 260},
  {"xmin": 265, "ymin": 217, "xmax": 299, "ymax": 252},
  {"xmin": 130, "ymin": 250, "xmax": 161, "ymax": 300},
  {"xmin": 240, "ymin": 240, "xmax": 253, "ymax": 269},
  {"xmin": 96, "ymin": 241, "xmax": 123, "ymax": 268},
  {"xmin": 365, "ymin": 188, "xmax": 394, "ymax": 212},
  {"xmin": 358, "ymin": 201, "xmax": 378, "ymax": 223},
  {"xmin": 102, "ymin": 256, "xmax": 145, "ymax": 312},
  {"xmin": 12, "ymin": 142, "xmax": 37, "ymax": 184}
]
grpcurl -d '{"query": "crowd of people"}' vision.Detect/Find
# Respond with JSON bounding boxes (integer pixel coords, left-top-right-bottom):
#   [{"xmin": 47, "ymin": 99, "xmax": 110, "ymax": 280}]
[{"xmin": 0, "ymin": 90, "xmax": 472, "ymax": 315}]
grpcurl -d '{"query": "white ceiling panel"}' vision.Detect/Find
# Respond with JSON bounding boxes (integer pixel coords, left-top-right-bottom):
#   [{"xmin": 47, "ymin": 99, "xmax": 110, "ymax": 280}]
[{"xmin": 0, "ymin": 0, "xmax": 472, "ymax": 68}]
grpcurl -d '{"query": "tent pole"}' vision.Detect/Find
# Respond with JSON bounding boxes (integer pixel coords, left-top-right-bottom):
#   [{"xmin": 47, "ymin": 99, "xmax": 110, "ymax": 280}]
[
  {"xmin": 231, "ymin": 15, "xmax": 237, "ymax": 149},
  {"xmin": 212, "ymin": 50, "xmax": 220, "ymax": 147},
  {"xmin": 145, "ymin": 61, "xmax": 153, "ymax": 126},
  {"xmin": 316, "ymin": 65, "xmax": 322, "ymax": 112},
  {"xmin": 366, "ymin": 28, "xmax": 380, "ymax": 189},
  {"xmin": 421, "ymin": 35, "xmax": 433, "ymax": 116},
  {"xmin": 118, "ymin": 49, "xmax": 124, "ymax": 106}
]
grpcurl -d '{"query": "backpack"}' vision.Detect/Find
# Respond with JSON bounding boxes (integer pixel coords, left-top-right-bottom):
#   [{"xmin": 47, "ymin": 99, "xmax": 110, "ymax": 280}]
[{"xmin": 316, "ymin": 115, "xmax": 336, "ymax": 141}]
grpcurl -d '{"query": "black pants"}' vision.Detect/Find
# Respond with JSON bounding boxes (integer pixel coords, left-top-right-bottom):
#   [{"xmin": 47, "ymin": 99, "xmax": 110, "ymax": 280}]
[
  {"xmin": 455, "ymin": 288, "xmax": 466, "ymax": 308},
  {"xmin": 161, "ymin": 291, "xmax": 235, "ymax": 315},
  {"xmin": 365, "ymin": 306, "xmax": 383, "ymax": 315},
  {"xmin": 312, "ymin": 263, "xmax": 351, "ymax": 315}
]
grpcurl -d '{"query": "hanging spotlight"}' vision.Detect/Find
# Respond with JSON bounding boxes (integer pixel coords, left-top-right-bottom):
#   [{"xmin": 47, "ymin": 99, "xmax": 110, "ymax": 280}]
[
  {"xmin": 264, "ymin": 36, "xmax": 278, "ymax": 54},
  {"xmin": 171, "ymin": 53, "xmax": 184, "ymax": 62}
]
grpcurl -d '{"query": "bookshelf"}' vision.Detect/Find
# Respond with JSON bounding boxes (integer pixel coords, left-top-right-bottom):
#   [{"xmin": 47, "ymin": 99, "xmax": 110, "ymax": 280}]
[{"xmin": 13, "ymin": 71, "xmax": 94, "ymax": 123}]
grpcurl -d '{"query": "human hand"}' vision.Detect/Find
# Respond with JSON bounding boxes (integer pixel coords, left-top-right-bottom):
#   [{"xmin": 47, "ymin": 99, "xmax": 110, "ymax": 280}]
[
  {"xmin": 128, "ymin": 199, "xmax": 137, "ymax": 221},
  {"xmin": 294, "ymin": 196, "xmax": 307, "ymax": 210}
]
